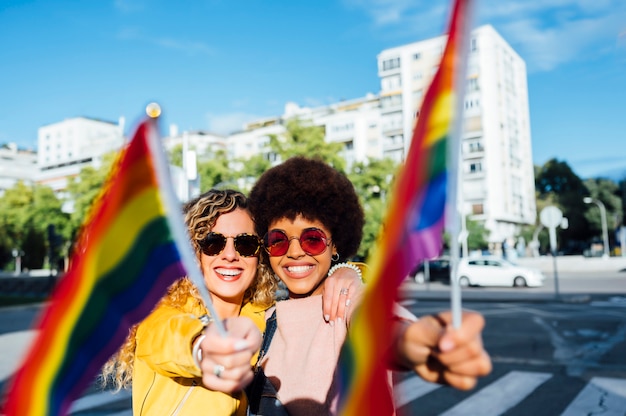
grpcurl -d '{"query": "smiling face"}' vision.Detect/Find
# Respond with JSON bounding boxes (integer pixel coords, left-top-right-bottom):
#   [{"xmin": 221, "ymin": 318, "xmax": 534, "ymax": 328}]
[
  {"xmin": 199, "ymin": 208, "xmax": 259, "ymax": 308},
  {"xmin": 267, "ymin": 215, "xmax": 337, "ymax": 298}
]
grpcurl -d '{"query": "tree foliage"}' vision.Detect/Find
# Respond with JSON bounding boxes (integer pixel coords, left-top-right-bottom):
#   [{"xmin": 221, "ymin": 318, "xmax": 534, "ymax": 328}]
[
  {"xmin": 466, "ymin": 216, "xmax": 488, "ymax": 251},
  {"xmin": 534, "ymin": 158, "xmax": 589, "ymax": 250},
  {"xmin": 583, "ymin": 178, "xmax": 622, "ymax": 247},
  {"xmin": 348, "ymin": 157, "xmax": 399, "ymax": 260},
  {"xmin": 269, "ymin": 119, "xmax": 346, "ymax": 171},
  {"xmin": 0, "ymin": 181, "xmax": 68, "ymax": 270},
  {"xmin": 197, "ymin": 149, "xmax": 239, "ymax": 191},
  {"xmin": 66, "ymin": 153, "xmax": 116, "ymax": 237}
]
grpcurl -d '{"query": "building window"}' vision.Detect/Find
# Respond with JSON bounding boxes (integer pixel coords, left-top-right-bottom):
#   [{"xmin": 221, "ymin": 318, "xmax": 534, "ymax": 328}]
[
  {"xmin": 471, "ymin": 37, "xmax": 477, "ymax": 52},
  {"xmin": 469, "ymin": 162, "xmax": 482, "ymax": 173},
  {"xmin": 412, "ymin": 89, "xmax": 423, "ymax": 106},
  {"xmin": 381, "ymin": 75, "xmax": 401, "ymax": 91},
  {"xmin": 467, "ymin": 77, "xmax": 479, "ymax": 92},
  {"xmin": 467, "ymin": 140, "xmax": 484, "ymax": 153},
  {"xmin": 381, "ymin": 94, "xmax": 402, "ymax": 109},
  {"xmin": 413, "ymin": 52, "xmax": 421, "ymax": 60},
  {"xmin": 472, "ymin": 203, "xmax": 484, "ymax": 214},
  {"xmin": 382, "ymin": 57, "xmax": 401, "ymax": 71}
]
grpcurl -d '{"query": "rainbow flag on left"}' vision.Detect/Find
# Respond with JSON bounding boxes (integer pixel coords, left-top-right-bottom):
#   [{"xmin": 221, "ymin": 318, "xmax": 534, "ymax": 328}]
[{"xmin": 2, "ymin": 117, "xmax": 188, "ymax": 416}]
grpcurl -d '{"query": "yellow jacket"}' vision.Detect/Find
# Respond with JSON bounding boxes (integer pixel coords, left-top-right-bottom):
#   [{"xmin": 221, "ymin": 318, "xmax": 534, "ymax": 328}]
[{"xmin": 133, "ymin": 297, "xmax": 268, "ymax": 415}]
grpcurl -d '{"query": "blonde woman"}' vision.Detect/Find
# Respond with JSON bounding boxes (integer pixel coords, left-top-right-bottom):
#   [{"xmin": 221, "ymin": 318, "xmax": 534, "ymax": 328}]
[{"xmin": 102, "ymin": 189, "xmax": 359, "ymax": 415}]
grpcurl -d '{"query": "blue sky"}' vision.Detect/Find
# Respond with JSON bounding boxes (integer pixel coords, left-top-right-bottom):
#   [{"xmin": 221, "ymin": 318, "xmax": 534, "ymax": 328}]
[{"xmin": 1, "ymin": 0, "xmax": 625, "ymax": 179}]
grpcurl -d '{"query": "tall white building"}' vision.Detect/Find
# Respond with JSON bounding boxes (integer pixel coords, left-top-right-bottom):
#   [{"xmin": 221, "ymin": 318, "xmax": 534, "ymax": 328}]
[
  {"xmin": 36, "ymin": 117, "xmax": 125, "ymax": 193},
  {"xmin": 377, "ymin": 24, "xmax": 537, "ymax": 244}
]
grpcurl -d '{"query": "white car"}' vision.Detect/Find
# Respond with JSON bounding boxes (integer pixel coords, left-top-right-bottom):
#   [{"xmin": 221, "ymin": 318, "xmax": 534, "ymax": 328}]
[{"xmin": 456, "ymin": 256, "xmax": 545, "ymax": 288}]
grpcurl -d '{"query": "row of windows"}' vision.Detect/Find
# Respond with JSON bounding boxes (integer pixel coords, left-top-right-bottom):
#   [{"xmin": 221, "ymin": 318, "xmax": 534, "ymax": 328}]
[
  {"xmin": 464, "ymin": 98, "xmax": 480, "ymax": 110},
  {"xmin": 380, "ymin": 94, "xmax": 403, "ymax": 109},
  {"xmin": 381, "ymin": 36, "xmax": 477, "ymax": 74},
  {"xmin": 330, "ymin": 122, "xmax": 354, "ymax": 133},
  {"xmin": 41, "ymin": 157, "xmax": 93, "ymax": 171},
  {"xmin": 381, "ymin": 57, "xmax": 401, "ymax": 71}
]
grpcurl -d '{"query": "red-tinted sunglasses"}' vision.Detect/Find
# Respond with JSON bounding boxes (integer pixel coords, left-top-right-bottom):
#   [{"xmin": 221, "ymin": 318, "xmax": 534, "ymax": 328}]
[
  {"xmin": 263, "ymin": 227, "xmax": 331, "ymax": 257},
  {"xmin": 199, "ymin": 232, "xmax": 262, "ymax": 257}
]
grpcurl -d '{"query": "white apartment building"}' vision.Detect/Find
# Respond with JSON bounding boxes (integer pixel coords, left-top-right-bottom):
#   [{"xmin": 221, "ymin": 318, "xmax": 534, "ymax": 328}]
[
  {"xmin": 0, "ymin": 143, "xmax": 37, "ymax": 196},
  {"xmin": 162, "ymin": 126, "xmax": 227, "ymax": 199},
  {"xmin": 228, "ymin": 94, "xmax": 383, "ymax": 170},
  {"xmin": 36, "ymin": 117, "xmax": 125, "ymax": 193},
  {"xmin": 377, "ymin": 24, "xmax": 537, "ymax": 244}
]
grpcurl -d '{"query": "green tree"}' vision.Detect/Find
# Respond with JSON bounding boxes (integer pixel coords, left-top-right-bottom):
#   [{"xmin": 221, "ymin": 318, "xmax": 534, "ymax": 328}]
[
  {"xmin": 197, "ymin": 150, "xmax": 238, "ymax": 191},
  {"xmin": 535, "ymin": 158, "xmax": 589, "ymax": 251},
  {"xmin": 348, "ymin": 157, "xmax": 399, "ymax": 260},
  {"xmin": 168, "ymin": 143, "xmax": 184, "ymax": 167},
  {"xmin": 0, "ymin": 181, "xmax": 31, "ymax": 269},
  {"xmin": 0, "ymin": 181, "xmax": 68, "ymax": 270},
  {"xmin": 270, "ymin": 119, "xmax": 345, "ymax": 171},
  {"xmin": 583, "ymin": 178, "xmax": 622, "ymax": 249},
  {"xmin": 466, "ymin": 217, "xmax": 488, "ymax": 251},
  {"xmin": 66, "ymin": 153, "xmax": 116, "ymax": 238}
]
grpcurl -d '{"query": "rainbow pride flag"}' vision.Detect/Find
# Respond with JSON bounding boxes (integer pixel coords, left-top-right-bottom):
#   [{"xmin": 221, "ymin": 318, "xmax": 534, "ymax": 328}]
[
  {"xmin": 2, "ymin": 118, "xmax": 189, "ymax": 416},
  {"xmin": 338, "ymin": 0, "xmax": 474, "ymax": 414}
]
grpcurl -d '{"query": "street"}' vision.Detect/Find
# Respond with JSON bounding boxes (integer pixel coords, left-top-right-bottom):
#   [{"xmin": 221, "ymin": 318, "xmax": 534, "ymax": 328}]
[
  {"xmin": 0, "ymin": 264, "xmax": 625, "ymax": 415},
  {"xmin": 393, "ymin": 294, "xmax": 626, "ymax": 415}
]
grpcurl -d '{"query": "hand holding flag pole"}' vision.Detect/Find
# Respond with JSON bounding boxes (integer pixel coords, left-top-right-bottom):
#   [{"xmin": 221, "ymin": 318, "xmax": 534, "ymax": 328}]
[
  {"xmin": 337, "ymin": 0, "xmax": 476, "ymax": 413},
  {"xmin": 2, "ymin": 104, "xmax": 227, "ymax": 416}
]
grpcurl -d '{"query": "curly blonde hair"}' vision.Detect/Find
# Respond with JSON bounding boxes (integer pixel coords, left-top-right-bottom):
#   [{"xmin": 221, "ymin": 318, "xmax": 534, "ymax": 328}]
[{"xmin": 101, "ymin": 189, "xmax": 277, "ymax": 390}]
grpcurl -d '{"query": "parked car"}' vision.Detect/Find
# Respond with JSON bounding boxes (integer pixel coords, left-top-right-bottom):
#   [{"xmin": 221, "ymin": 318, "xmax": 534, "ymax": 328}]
[
  {"xmin": 410, "ymin": 257, "xmax": 451, "ymax": 284},
  {"xmin": 456, "ymin": 256, "xmax": 545, "ymax": 288}
]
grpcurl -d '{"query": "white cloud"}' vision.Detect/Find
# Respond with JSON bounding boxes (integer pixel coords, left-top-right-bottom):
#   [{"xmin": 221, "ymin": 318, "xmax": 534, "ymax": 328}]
[
  {"xmin": 343, "ymin": 0, "xmax": 626, "ymax": 72},
  {"xmin": 479, "ymin": 0, "xmax": 626, "ymax": 72},
  {"xmin": 205, "ymin": 112, "xmax": 263, "ymax": 135}
]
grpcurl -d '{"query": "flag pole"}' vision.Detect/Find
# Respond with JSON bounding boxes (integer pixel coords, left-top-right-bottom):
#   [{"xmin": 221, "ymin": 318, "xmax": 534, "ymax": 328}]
[
  {"xmin": 445, "ymin": 0, "xmax": 474, "ymax": 329},
  {"xmin": 146, "ymin": 103, "xmax": 227, "ymax": 337}
]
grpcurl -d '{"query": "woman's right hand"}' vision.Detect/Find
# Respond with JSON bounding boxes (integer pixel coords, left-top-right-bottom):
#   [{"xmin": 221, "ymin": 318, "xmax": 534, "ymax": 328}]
[
  {"xmin": 322, "ymin": 264, "xmax": 365, "ymax": 324},
  {"xmin": 198, "ymin": 317, "xmax": 262, "ymax": 393}
]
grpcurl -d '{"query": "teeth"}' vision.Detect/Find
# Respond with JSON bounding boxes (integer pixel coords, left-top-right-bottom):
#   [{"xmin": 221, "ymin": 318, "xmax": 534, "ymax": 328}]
[
  {"xmin": 216, "ymin": 268, "xmax": 241, "ymax": 277},
  {"xmin": 287, "ymin": 265, "xmax": 312, "ymax": 273}
]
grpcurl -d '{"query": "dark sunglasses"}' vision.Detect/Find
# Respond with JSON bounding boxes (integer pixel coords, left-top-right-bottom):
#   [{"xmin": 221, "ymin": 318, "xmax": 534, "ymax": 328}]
[
  {"xmin": 199, "ymin": 232, "xmax": 262, "ymax": 257},
  {"xmin": 264, "ymin": 227, "xmax": 331, "ymax": 257}
]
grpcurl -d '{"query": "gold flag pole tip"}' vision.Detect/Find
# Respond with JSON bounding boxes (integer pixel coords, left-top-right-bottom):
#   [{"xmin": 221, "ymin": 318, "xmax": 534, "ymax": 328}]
[{"xmin": 146, "ymin": 102, "xmax": 162, "ymax": 118}]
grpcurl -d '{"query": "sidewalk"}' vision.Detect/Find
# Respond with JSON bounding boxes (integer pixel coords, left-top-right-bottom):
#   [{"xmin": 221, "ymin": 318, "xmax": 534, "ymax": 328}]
[{"xmin": 514, "ymin": 255, "xmax": 626, "ymax": 273}]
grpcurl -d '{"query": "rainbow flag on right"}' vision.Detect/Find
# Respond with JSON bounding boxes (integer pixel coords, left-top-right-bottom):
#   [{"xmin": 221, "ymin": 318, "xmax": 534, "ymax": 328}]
[{"xmin": 338, "ymin": 0, "xmax": 474, "ymax": 414}]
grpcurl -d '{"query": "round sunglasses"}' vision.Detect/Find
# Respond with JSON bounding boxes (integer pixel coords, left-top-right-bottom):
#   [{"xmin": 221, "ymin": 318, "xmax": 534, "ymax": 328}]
[
  {"xmin": 264, "ymin": 227, "xmax": 331, "ymax": 257},
  {"xmin": 199, "ymin": 232, "xmax": 262, "ymax": 257}
]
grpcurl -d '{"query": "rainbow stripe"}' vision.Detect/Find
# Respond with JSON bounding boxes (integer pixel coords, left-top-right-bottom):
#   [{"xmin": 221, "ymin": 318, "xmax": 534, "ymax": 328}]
[
  {"xmin": 338, "ymin": 0, "xmax": 473, "ymax": 414},
  {"xmin": 2, "ymin": 119, "xmax": 187, "ymax": 416}
]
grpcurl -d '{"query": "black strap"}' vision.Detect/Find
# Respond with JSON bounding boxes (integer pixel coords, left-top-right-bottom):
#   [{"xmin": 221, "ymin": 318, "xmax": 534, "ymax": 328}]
[{"xmin": 246, "ymin": 310, "xmax": 285, "ymax": 415}]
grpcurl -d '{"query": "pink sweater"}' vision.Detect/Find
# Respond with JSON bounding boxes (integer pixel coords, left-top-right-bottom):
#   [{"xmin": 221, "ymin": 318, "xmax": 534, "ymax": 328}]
[{"xmin": 261, "ymin": 295, "xmax": 348, "ymax": 415}]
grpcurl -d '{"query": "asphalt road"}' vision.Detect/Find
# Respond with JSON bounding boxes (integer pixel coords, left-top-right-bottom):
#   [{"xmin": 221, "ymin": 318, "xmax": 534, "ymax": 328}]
[{"xmin": 1, "ymin": 264, "xmax": 624, "ymax": 415}]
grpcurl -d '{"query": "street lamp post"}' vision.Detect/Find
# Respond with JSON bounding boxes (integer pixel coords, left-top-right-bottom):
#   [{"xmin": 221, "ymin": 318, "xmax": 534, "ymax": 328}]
[{"xmin": 584, "ymin": 197, "xmax": 610, "ymax": 259}]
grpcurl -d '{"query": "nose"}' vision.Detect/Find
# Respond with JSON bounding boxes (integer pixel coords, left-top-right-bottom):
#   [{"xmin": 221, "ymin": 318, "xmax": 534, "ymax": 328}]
[
  {"xmin": 222, "ymin": 237, "xmax": 238, "ymax": 260},
  {"xmin": 285, "ymin": 236, "xmax": 305, "ymax": 258}
]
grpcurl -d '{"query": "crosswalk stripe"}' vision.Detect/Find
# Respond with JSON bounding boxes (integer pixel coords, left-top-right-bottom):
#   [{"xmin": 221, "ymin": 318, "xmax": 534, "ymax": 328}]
[
  {"xmin": 393, "ymin": 375, "xmax": 441, "ymax": 408},
  {"xmin": 0, "ymin": 330, "xmax": 36, "ymax": 381},
  {"xmin": 439, "ymin": 371, "xmax": 552, "ymax": 416},
  {"xmin": 69, "ymin": 389, "xmax": 131, "ymax": 413},
  {"xmin": 62, "ymin": 372, "xmax": 626, "ymax": 415},
  {"xmin": 561, "ymin": 377, "xmax": 626, "ymax": 416}
]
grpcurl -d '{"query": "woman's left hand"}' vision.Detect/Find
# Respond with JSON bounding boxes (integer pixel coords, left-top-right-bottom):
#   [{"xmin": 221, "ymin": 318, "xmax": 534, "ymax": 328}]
[
  {"xmin": 397, "ymin": 310, "xmax": 492, "ymax": 390},
  {"xmin": 322, "ymin": 265, "xmax": 365, "ymax": 324},
  {"xmin": 199, "ymin": 317, "xmax": 262, "ymax": 393}
]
